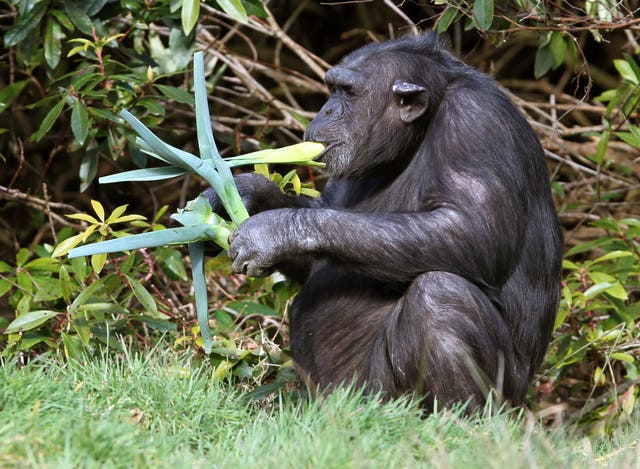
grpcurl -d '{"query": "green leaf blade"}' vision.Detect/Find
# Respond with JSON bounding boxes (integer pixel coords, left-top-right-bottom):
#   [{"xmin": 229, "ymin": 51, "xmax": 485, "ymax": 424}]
[
  {"xmin": 67, "ymin": 225, "xmax": 229, "ymax": 258},
  {"xmin": 30, "ymin": 96, "xmax": 67, "ymax": 142},
  {"xmin": 181, "ymin": 0, "xmax": 200, "ymax": 35},
  {"xmin": 192, "ymin": 51, "xmax": 249, "ymax": 225},
  {"xmin": 436, "ymin": 7, "xmax": 458, "ymax": 34},
  {"xmin": 4, "ymin": 2, "xmax": 47, "ymax": 47},
  {"xmin": 129, "ymin": 277, "xmax": 159, "ymax": 317},
  {"xmin": 0, "ymin": 80, "xmax": 29, "ymax": 114},
  {"xmin": 5, "ymin": 310, "xmax": 58, "ymax": 334},
  {"xmin": 193, "ymin": 51, "xmax": 221, "ymax": 163},
  {"xmin": 189, "ymin": 242, "xmax": 212, "ymax": 353},
  {"xmin": 534, "ymin": 45, "xmax": 554, "ymax": 79},
  {"xmin": 217, "ymin": 0, "xmax": 248, "ymax": 23},
  {"xmin": 99, "ymin": 167, "xmax": 188, "ymax": 184},
  {"xmin": 120, "ymin": 109, "xmax": 199, "ymax": 170},
  {"xmin": 71, "ymin": 100, "xmax": 89, "ymax": 146},
  {"xmin": 44, "ymin": 17, "xmax": 62, "ymax": 70},
  {"xmin": 472, "ymin": 0, "xmax": 494, "ymax": 31},
  {"xmin": 155, "ymin": 84, "xmax": 195, "ymax": 105}
]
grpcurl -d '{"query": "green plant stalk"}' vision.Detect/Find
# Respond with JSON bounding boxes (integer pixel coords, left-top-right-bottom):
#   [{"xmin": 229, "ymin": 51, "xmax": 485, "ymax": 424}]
[
  {"xmin": 119, "ymin": 110, "xmax": 227, "ymax": 196},
  {"xmin": 189, "ymin": 241, "xmax": 213, "ymax": 353},
  {"xmin": 193, "ymin": 50, "xmax": 249, "ymax": 226},
  {"xmin": 224, "ymin": 143, "xmax": 326, "ymax": 168}
]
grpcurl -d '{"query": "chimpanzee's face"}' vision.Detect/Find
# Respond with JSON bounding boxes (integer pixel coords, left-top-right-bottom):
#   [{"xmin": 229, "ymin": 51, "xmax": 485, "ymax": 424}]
[{"xmin": 304, "ymin": 54, "xmax": 432, "ymax": 179}]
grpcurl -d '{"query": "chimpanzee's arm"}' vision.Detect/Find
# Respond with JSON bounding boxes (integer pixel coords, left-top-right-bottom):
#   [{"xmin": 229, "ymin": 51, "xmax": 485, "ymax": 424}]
[
  {"xmin": 228, "ymin": 202, "xmax": 523, "ymax": 289},
  {"xmin": 203, "ymin": 173, "xmax": 323, "ymax": 217},
  {"xmin": 203, "ymin": 173, "xmax": 327, "ymax": 283}
]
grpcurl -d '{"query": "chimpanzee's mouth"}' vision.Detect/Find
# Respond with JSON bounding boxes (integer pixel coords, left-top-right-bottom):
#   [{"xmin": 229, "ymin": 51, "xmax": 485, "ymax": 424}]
[{"xmin": 312, "ymin": 141, "xmax": 338, "ymax": 163}]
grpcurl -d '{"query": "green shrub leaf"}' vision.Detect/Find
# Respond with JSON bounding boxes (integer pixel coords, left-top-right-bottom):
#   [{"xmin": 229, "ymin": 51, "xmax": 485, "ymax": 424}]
[
  {"xmin": 129, "ymin": 277, "xmax": 159, "ymax": 317},
  {"xmin": 584, "ymin": 280, "xmax": 628, "ymax": 300},
  {"xmin": 0, "ymin": 80, "xmax": 28, "ymax": 114},
  {"xmin": 218, "ymin": 0, "xmax": 248, "ymax": 23},
  {"xmin": 436, "ymin": 7, "xmax": 458, "ymax": 33},
  {"xmin": 44, "ymin": 17, "xmax": 63, "ymax": 69},
  {"xmin": 155, "ymin": 84, "xmax": 195, "ymax": 105},
  {"xmin": 614, "ymin": 58, "xmax": 639, "ymax": 84},
  {"xmin": 5, "ymin": 310, "xmax": 58, "ymax": 334},
  {"xmin": 535, "ymin": 45, "xmax": 554, "ymax": 79},
  {"xmin": 472, "ymin": 0, "xmax": 493, "ymax": 31},
  {"xmin": 0, "ymin": 279, "xmax": 13, "ymax": 297},
  {"xmin": 71, "ymin": 99, "xmax": 89, "ymax": 145},
  {"xmin": 30, "ymin": 96, "xmax": 67, "ymax": 142},
  {"xmin": 181, "ymin": 0, "xmax": 200, "ymax": 35},
  {"xmin": 244, "ymin": 0, "xmax": 268, "ymax": 18},
  {"xmin": 63, "ymin": 0, "xmax": 94, "ymax": 35},
  {"xmin": 4, "ymin": 2, "xmax": 47, "ymax": 47}
]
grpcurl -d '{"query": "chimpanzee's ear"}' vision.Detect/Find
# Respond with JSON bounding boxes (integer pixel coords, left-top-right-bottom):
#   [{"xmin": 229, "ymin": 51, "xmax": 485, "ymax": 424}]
[{"xmin": 392, "ymin": 80, "xmax": 428, "ymax": 124}]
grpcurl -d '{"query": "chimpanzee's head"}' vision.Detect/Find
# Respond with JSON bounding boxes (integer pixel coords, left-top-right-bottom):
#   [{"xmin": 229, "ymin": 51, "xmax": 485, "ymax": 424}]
[{"xmin": 304, "ymin": 33, "xmax": 450, "ymax": 179}]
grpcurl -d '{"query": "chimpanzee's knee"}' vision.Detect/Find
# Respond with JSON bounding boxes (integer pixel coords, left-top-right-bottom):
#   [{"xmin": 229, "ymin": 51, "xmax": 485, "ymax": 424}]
[{"xmin": 375, "ymin": 271, "xmax": 528, "ymax": 412}]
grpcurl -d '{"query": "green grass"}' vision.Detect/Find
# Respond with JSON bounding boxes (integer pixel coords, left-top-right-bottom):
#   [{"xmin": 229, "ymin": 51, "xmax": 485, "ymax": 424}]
[{"xmin": 0, "ymin": 350, "xmax": 638, "ymax": 468}]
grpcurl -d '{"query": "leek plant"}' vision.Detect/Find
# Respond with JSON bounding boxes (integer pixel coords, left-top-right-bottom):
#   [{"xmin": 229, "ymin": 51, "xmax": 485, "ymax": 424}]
[{"xmin": 60, "ymin": 51, "xmax": 324, "ymax": 353}]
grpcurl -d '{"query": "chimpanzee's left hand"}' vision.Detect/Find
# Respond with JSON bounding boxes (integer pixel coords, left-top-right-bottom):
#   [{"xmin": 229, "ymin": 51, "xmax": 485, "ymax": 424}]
[{"xmin": 228, "ymin": 210, "xmax": 294, "ymax": 277}]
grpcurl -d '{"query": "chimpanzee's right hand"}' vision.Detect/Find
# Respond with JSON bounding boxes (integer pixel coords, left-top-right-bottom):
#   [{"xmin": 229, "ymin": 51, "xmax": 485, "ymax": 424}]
[
  {"xmin": 201, "ymin": 172, "xmax": 281, "ymax": 218},
  {"xmin": 201, "ymin": 172, "xmax": 283, "ymax": 257}
]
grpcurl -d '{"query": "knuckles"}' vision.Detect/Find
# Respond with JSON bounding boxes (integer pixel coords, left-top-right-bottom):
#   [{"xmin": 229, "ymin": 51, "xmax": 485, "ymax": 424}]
[{"xmin": 227, "ymin": 214, "xmax": 279, "ymax": 277}]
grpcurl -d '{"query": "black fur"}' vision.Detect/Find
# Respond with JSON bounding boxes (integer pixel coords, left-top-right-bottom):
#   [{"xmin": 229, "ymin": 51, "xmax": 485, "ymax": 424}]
[{"xmin": 207, "ymin": 32, "xmax": 563, "ymax": 412}]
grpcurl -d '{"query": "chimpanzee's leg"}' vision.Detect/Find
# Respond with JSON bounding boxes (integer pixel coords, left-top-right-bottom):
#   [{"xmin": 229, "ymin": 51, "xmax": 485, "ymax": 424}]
[{"xmin": 366, "ymin": 271, "xmax": 528, "ymax": 412}]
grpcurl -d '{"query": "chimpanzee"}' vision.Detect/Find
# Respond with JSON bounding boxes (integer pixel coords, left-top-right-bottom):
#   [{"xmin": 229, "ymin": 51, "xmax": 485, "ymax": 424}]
[{"xmin": 205, "ymin": 32, "xmax": 563, "ymax": 412}]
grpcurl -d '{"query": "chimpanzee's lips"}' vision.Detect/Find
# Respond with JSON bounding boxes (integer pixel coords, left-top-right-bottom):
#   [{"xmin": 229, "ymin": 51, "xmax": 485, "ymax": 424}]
[{"xmin": 311, "ymin": 141, "xmax": 338, "ymax": 162}]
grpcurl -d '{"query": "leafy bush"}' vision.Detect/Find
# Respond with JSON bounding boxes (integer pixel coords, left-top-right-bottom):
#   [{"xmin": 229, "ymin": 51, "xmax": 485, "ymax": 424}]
[
  {"xmin": 0, "ymin": 200, "xmax": 293, "ymax": 386},
  {"xmin": 533, "ymin": 44, "xmax": 640, "ymax": 432},
  {"xmin": 540, "ymin": 217, "xmax": 639, "ymax": 429}
]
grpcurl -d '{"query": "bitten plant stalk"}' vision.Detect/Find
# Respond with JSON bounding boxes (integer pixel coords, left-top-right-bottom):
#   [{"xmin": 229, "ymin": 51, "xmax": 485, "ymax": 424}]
[{"xmin": 59, "ymin": 51, "xmax": 324, "ymax": 353}]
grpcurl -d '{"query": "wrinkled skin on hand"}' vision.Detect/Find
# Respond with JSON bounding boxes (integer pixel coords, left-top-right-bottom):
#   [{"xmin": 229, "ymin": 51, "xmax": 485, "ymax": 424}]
[
  {"xmin": 228, "ymin": 208, "xmax": 320, "ymax": 277},
  {"xmin": 228, "ymin": 210, "xmax": 290, "ymax": 277}
]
